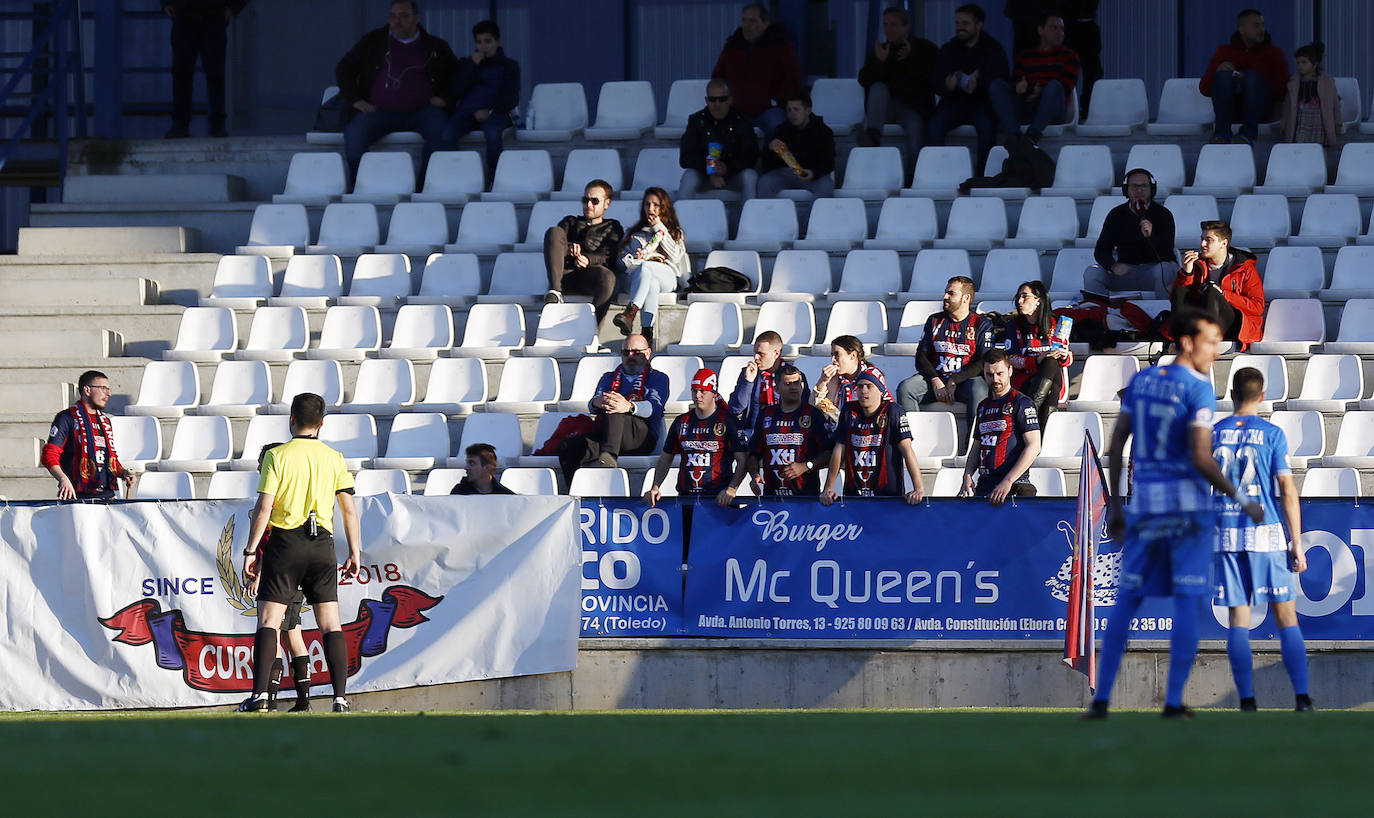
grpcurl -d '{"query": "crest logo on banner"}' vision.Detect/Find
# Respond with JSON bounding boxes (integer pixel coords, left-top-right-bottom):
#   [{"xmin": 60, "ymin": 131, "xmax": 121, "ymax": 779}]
[
  {"xmin": 1045, "ymin": 519, "xmax": 1122, "ymax": 607},
  {"xmin": 98, "ymin": 515, "xmax": 444, "ymax": 693}
]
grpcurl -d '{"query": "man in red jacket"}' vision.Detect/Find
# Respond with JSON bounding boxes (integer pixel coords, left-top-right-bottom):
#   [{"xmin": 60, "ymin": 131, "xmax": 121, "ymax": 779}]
[
  {"xmin": 1171, "ymin": 219, "xmax": 1266, "ymax": 350},
  {"xmin": 1199, "ymin": 9, "xmax": 1289, "ymax": 145},
  {"xmin": 711, "ymin": 3, "xmax": 802, "ymax": 138}
]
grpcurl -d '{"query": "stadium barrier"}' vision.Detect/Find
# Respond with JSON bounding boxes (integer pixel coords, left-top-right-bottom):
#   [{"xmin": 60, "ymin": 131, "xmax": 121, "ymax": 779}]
[{"xmin": 0, "ymin": 495, "xmax": 580, "ymax": 711}]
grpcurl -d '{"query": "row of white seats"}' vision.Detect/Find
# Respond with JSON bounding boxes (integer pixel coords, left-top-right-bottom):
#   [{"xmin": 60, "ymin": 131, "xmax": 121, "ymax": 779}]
[{"xmin": 241, "ymin": 191, "xmax": 1374, "ymax": 262}]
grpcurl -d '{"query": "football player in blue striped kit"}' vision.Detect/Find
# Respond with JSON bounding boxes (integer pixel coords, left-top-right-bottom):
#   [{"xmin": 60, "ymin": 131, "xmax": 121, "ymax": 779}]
[
  {"xmin": 1084, "ymin": 310, "xmax": 1262, "ymax": 719},
  {"xmin": 1212, "ymin": 366, "xmax": 1313, "ymax": 712}
]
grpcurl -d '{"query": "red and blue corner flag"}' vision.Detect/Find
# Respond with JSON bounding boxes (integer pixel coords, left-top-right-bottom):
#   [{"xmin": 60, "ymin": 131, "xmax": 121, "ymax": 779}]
[{"xmin": 1064, "ymin": 432, "xmax": 1108, "ymax": 691}]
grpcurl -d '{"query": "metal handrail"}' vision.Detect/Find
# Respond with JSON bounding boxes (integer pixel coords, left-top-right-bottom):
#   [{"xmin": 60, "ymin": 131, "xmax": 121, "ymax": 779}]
[{"xmin": 0, "ymin": 0, "xmax": 86, "ymax": 183}]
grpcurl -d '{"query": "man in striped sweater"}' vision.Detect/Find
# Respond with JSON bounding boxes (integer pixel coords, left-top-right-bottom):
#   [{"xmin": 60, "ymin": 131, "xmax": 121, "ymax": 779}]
[{"xmin": 987, "ymin": 12, "xmax": 1080, "ymax": 147}]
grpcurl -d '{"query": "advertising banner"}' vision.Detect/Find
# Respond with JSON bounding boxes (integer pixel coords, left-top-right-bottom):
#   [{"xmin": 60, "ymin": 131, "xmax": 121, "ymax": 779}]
[{"xmin": 578, "ymin": 498, "xmax": 684, "ymax": 636}]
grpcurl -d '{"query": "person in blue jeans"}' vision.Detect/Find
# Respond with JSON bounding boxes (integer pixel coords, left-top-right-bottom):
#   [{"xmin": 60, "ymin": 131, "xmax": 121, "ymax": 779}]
[
  {"xmin": 1198, "ymin": 9, "xmax": 1289, "ymax": 145},
  {"xmin": 987, "ymin": 13, "xmax": 1079, "ymax": 146},
  {"xmin": 926, "ymin": 4, "xmax": 1010, "ymax": 172},
  {"xmin": 335, "ymin": 1, "xmax": 458, "ymax": 188},
  {"xmin": 442, "ymin": 19, "xmax": 520, "ymax": 179}
]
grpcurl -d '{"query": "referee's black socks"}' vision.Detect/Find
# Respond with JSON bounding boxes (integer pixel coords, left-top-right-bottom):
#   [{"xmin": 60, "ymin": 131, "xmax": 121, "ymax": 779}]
[
  {"xmin": 250, "ymin": 627, "xmax": 278, "ymax": 695},
  {"xmin": 291, "ymin": 655, "xmax": 311, "ymax": 700},
  {"xmin": 324, "ymin": 631, "xmax": 348, "ymax": 697}
]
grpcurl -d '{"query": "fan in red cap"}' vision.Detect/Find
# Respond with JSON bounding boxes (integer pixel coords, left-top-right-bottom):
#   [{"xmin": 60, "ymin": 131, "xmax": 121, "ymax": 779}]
[{"xmin": 644, "ymin": 367, "xmax": 747, "ymax": 506}]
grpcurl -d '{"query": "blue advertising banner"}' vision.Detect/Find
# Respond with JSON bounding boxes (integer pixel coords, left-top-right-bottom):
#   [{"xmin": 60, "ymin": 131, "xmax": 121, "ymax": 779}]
[
  {"xmin": 675, "ymin": 498, "xmax": 1374, "ymax": 640},
  {"xmin": 578, "ymin": 498, "xmax": 684, "ymax": 636}
]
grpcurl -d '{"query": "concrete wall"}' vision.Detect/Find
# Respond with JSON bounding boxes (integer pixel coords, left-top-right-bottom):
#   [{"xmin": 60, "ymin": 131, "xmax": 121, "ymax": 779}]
[{"xmin": 346, "ymin": 640, "xmax": 1374, "ymax": 712}]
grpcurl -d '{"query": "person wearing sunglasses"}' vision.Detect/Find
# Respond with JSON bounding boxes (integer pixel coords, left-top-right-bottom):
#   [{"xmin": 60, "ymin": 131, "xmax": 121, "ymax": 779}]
[
  {"xmin": 543, "ymin": 179, "xmax": 624, "ymax": 323},
  {"xmin": 42, "ymin": 370, "xmax": 138, "ymax": 501},
  {"xmin": 557, "ymin": 335, "xmax": 670, "ymax": 482},
  {"xmin": 678, "ymin": 78, "xmax": 760, "ymax": 201}
]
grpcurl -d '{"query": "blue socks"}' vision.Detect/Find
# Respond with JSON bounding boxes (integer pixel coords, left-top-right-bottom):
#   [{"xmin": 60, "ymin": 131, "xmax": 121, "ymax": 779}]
[
  {"xmin": 1280, "ymin": 625, "xmax": 1309, "ymax": 696},
  {"xmin": 1227, "ymin": 625, "xmax": 1254, "ymax": 699},
  {"xmin": 1164, "ymin": 597, "xmax": 1200, "ymax": 708},
  {"xmin": 1092, "ymin": 592, "xmax": 1142, "ymax": 704}
]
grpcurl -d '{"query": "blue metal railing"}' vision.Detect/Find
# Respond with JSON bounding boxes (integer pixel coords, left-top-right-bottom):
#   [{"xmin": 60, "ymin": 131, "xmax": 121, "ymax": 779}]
[{"xmin": 0, "ymin": 0, "xmax": 87, "ymax": 182}]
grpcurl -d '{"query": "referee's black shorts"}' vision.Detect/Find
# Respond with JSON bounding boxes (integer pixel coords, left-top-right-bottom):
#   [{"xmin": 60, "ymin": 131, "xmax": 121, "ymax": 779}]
[{"xmin": 257, "ymin": 524, "xmax": 339, "ymax": 605}]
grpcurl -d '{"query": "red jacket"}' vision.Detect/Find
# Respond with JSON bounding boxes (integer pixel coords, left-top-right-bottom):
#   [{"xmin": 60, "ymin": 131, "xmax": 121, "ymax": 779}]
[
  {"xmin": 1172, "ymin": 252, "xmax": 1266, "ymax": 345},
  {"xmin": 711, "ymin": 23, "xmax": 802, "ymax": 117},
  {"xmin": 1199, "ymin": 32, "xmax": 1290, "ymax": 101}
]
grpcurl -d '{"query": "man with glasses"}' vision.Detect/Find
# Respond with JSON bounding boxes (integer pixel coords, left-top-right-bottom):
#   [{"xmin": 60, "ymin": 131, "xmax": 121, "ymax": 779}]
[
  {"xmin": 543, "ymin": 179, "xmax": 624, "ymax": 324},
  {"xmin": 42, "ymin": 370, "xmax": 138, "ymax": 501},
  {"xmin": 678, "ymin": 78, "xmax": 760, "ymax": 201},
  {"xmin": 1082, "ymin": 168, "xmax": 1176, "ymax": 300},
  {"xmin": 558, "ymin": 335, "xmax": 670, "ymax": 482}
]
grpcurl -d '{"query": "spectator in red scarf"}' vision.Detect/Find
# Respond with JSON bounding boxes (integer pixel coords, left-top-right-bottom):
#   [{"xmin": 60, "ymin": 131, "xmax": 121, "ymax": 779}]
[
  {"xmin": 42, "ymin": 370, "xmax": 138, "ymax": 501},
  {"xmin": 728, "ymin": 330, "xmax": 784, "ymax": 430}
]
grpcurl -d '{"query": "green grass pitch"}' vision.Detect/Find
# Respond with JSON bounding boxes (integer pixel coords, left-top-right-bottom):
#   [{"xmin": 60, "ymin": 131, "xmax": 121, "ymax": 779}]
[{"xmin": 2, "ymin": 708, "xmax": 1371, "ymax": 815}]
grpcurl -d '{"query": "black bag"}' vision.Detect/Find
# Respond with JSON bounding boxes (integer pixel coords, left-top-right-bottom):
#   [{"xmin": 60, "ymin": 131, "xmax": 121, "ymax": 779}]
[
  {"xmin": 313, "ymin": 92, "xmax": 353, "ymax": 133},
  {"xmin": 684, "ymin": 265, "xmax": 751, "ymax": 294},
  {"xmin": 959, "ymin": 134, "xmax": 1055, "ymax": 193}
]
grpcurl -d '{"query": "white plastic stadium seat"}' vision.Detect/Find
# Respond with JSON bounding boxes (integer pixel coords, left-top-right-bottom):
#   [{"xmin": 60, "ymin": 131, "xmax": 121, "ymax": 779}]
[
  {"xmin": 1322, "ymin": 412, "xmax": 1374, "ymax": 469},
  {"xmin": 480, "ymin": 252, "xmax": 548, "ymax": 306},
  {"xmin": 307, "ymin": 203, "xmax": 379, "ymax": 256},
  {"xmin": 319, "ymin": 413, "xmax": 378, "ymax": 470},
  {"xmin": 517, "ymin": 82, "xmax": 588, "ymax": 142},
  {"xmin": 1255, "ymin": 143, "xmax": 1326, "ymax": 196},
  {"xmin": 445, "ymin": 201, "xmax": 519, "ymax": 255},
  {"xmin": 416, "ymin": 357, "xmax": 488, "ymax": 414},
  {"xmin": 664, "ymin": 302, "xmax": 744, "ymax": 356},
  {"xmin": 307, "ymin": 305, "xmax": 382, "ymax": 361},
  {"xmin": 238, "ymin": 203, "xmax": 308, "ymax": 256},
  {"xmin": 568, "ymin": 468, "xmax": 631, "ymax": 497},
  {"xmin": 231, "ymin": 414, "xmax": 291, "ymax": 470},
  {"xmin": 343, "ymin": 152, "xmax": 415, "ymax": 203},
  {"xmin": 832, "ymin": 249, "xmax": 902, "ymax": 302},
  {"xmin": 649, "ymin": 355, "xmax": 705, "ymax": 416},
  {"xmin": 235, "ymin": 306, "xmax": 309, "ymax": 362},
  {"xmin": 1047, "ymin": 144, "xmax": 1113, "ymax": 198},
  {"xmin": 339, "ymin": 254, "xmax": 412, "ymax": 307},
  {"xmin": 270, "ymin": 360, "xmax": 344, "ymax": 414},
  {"xmin": 584, "ymin": 81, "xmax": 656, "ymax": 140},
  {"xmin": 156, "ymin": 415, "xmax": 233, "ymax": 473},
  {"xmin": 1228, "ymin": 194, "xmax": 1290, "ymax": 250},
  {"xmin": 1048, "ymin": 247, "xmax": 1096, "ymax": 300},
  {"xmin": 1326, "ymin": 143, "xmax": 1374, "ymax": 194},
  {"xmin": 1290, "ymin": 194, "xmax": 1362, "ymax": 248},
  {"xmin": 865, "ymin": 196, "xmax": 938, "ymax": 251},
  {"xmin": 109, "ymin": 415, "xmax": 162, "ymax": 471},
  {"xmin": 699, "ymin": 250, "xmax": 762, "ymax": 299},
  {"xmin": 196, "ymin": 360, "xmax": 271, "ymax": 417},
  {"xmin": 457, "ymin": 412, "xmax": 523, "ymax": 464},
  {"xmin": 1146, "ymin": 78, "xmax": 1213, "ymax": 136},
  {"xmin": 451, "ymin": 303, "xmax": 526, "ymax": 360},
  {"xmin": 625, "ymin": 148, "xmax": 683, "ymax": 198},
  {"xmin": 206, "ymin": 470, "xmax": 261, "ymax": 500},
  {"xmin": 164, "ymin": 307, "xmax": 237, "ymax": 363},
  {"xmin": 1325, "ymin": 248, "xmax": 1374, "ymax": 302},
  {"xmin": 514, "ymin": 202, "xmax": 570, "ymax": 253},
  {"xmin": 906, "ymin": 248, "xmax": 972, "ymax": 300},
  {"xmin": 1334, "ymin": 77, "xmax": 1362, "ymax": 130},
  {"xmin": 271, "ymin": 254, "xmax": 342, "ymax": 309},
  {"xmin": 1162, "ymin": 195, "xmax": 1221, "ymax": 248},
  {"xmin": 274, "ymin": 152, "xmax": 346, "ymax": 205},
  {"xmin": 1077, "ymin": 79, "xmax": 1148, "ymax": 137},
  {"xmin": 482, "ymin": 149, "xmax": 555, "ymax": 203},
  {"xmin": 1027, "ymin": 467, "xmax": 1068, "ymax": 497},
  {"xmin": 1184, "ymin": 143, "xmax": 1256, "ymax": 196},
  {"xmin": 753, "ymin": 302, "xmax": 816, "ymax": 356},
  {"xmin": 761, "ymin": 250, "xmax": 832, "ymax": 302},
  {"xmin": 372, "ymin": 412, "xmax": 449, "ymax": 470},
  {"xmin": 341, "ymin": 358, "xmax": 416, "ymax": 416},
  {"xmin": 1248, "ymin": 299, "xmax": 1324, "ymax": 355},
  {"xmin": 935, "ymin": 197, "xmax": 1007, "ymax": 251},
  {"xmin": 1286, "ymin": 354, "xmax": 1364, "ymax": 412},
  {"xmin": 978, "ymin": 248, "xmax": 1043, "ymax": 295},
  {"xmin": 1036, "ymin": 412, "xmax": 1104, "ymax": 469},
  {"xmin": 725, "ymin": 198, "xmax": 798, "ymax": 252},
  {"xmin": 905, "ymin": 146, "xmax": 972, "ymax": 200},
  {"xmin": 1217, "ymin": 354, "xmax": 1288, "ymax": 411},
  {"xmin": 202, "ymin": 254, "xmax": 271, "ymax": 308},
  {"xmin": 423, "ymin": 468, "xmax": 467, "ymax": 495},
  {"xmin": 379, "ymin": 304, "xmax": 454, "ymax": 360},
  {"xmin": 136, "ymin": 471, "xmax": 194, "ymax": 500},
  {"xmin": 353, "ymin": 469, "xmax": 411, "ymax": 496},
  {"xmin": 822, "ymin": 301, "xmax": 887, "ymax": 347},
  {"xmin": 552, "ymin": 149, "xmax": 623, "ymax": 201},
  {"xmin": 126, "ymin": 361, "xmax": 199, "ymax": 418},
  {"xmin": 1259, "ymin": 246, "xmax": 1325, "ymax": 299},
  {"xmin": 1073, "ymin": 195, "xmax": 1118, "ymax": 248},
  {"xmin": 1066, "ymin": 356, "xmax": 1138, "ymax": 412},
  {"xmin": 1300, "ymin": 467, "xmax": 1360, "ymax": 497},
  {"xmin": 411, "ymin": 150, "xmax": 485, "ymax": 204},
  {"xmin": 655, "ymin": 79, "xmax": 708, "ymax": 139},
  {"xmin": 1267, "ymin": 410, "xmax": 1326, "ymax": 469},
  {"xmin": 1124, "ymin": 144, "xmax": 1186, "ymax": 196},
  {"xmin": 410, "ymin": 253, "xmax": 481, "ymax": 307},
  {"xmin": 557, "ymin": 356, "xmax": 619, "ymax": 412},
  {"xmin": 809, "ymin": 77, "xmax": 864, "ymax": 134},
  {"xmin": 906, "ymin": 412, "xmax": 958, "ymax": 461},
  {"xmin": 528, "ymin": 302, "xmax": 601, "ymax": 358},
  {"xmin": 793, "ymin": 198, "xmax": 868, "ymax": 252},
  {"xmin": 676, "ymin": 199, "xmax": 730, "ymax": 254},
  {"xmin": 1006, "ymin": 196, "xmax": 1078, "ymax": 250},
  {"xmin": 487, "ymin": 356, "xmax": 560, "ymax": 414},
  {"xmin": 882, "ymin": 300, "xmax": 943, "ymax": 356},
  {"xmin": 837, "ymin": 146, "xmax": 903, "ymax": 200},
  {"xmin": 375, "ymin": 203, "xmax": 449, "ymax": 255},
  {"xmin": 931, "ymin": 468, "xmax": 966, "ymax": 497},
  {"xmin": 1326, "ymin": 300, "xmax": 1374, "ymax": 355},
  {"xmin": 501, "ymin": 467, "xmax": 559, "ymax": 496}
]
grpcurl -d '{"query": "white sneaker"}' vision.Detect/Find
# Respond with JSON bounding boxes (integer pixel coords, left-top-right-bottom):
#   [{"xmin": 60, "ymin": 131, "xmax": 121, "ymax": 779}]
[{"xmin": 332, "ymin": 696, "xmax": 350, "ymax": 713}]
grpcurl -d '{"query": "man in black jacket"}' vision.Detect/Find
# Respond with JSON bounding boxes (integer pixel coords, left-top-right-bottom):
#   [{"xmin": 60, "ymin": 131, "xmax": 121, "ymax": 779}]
[
  {"xmin": 927, "ymin": 3, "xmax": 1009, "ymax": 172},
  {"xmin": 544, "ymin": 179, "xmax": 624, "ymax": 323},
  {"xmin": 335, "ymin": 1, "xmax": 459, "ymax": 186},
  {"xmin": 1083, "ymin": 169, "xmax": 1176, "ymax": 299},
  {"xmin": 441, "ymin": 19, "xmax": 520, "ymax": 177},
  {"xmin": 163, "ymin": 0, "xmax": 248, "ymax": 138},
  {"xmin": 678, "ymin": 79, "xmax": 760, "ymax": 201},
  {"xmin": 757, "ymin": 93, "xmax": 835, "ymax": 198},
  {"xmin": 857, "ymin": 6, "xmax": 937, "ymax": 183}
]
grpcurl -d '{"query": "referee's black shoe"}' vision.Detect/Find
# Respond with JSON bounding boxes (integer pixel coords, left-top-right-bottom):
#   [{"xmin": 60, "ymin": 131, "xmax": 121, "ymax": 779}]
[
  {"xmin": 288, "ymin": 698, "xmax": 311, "ymax": 713},
  {"xmin": 1295, "ymin": 694, "xmax": 1317, "ymax": 711},
  {"xmin": 1079, "ymin": 700, "xmax": 1108, "ymax": 720},
  {"xmin": 236, "ymin": 695, "xmax": 269, "ymax": 713},
  {"xmin": 332, "ymin": 697, "xmax": 350, "ymax": 713},
  {"xmin": 1161, "ymin": 704, "xmax": 1195, "ymax": 719}
]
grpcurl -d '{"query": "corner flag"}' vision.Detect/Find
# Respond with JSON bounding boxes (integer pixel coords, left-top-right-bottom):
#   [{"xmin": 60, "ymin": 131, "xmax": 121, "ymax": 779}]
[{"xmin": 1063, "ymin": 432, "xmax": 1108, "ymax": 691}]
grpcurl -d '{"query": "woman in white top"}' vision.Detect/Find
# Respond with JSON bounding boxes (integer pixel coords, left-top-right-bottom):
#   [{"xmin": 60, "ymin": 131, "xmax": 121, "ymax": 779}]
[{"xmin": 613, "ymin": 186, "xmax": 689, "ymax": 347}]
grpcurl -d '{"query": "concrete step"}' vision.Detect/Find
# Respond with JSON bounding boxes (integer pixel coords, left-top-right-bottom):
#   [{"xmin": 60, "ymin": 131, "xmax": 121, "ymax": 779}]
[
  {"xmin": 0, "ymin": 328, "xmax": 123, "ymax": 361},
  {"xmin": 4, "ymin": 277, "xmax": 158, "ymax": 307},
  {"xmin": 0, "ymin": 307, "xmax": 184, "ymax": 359},
  {"xmin": 0, "ymin": 254, "xmax": 225, "ymax": 306},
  {"xmin": 0, "ymin": 436, "xmax": 39, "ymax": 470},
  {"xmin": 17, "ymin": 226, "xmax": 198, "ymax": 255},
  {"xmin": 63, "ymin": 174, "xmax": 246, "ymax": 204},
  {"xmin": 30, "ymin": 205, "xmax": 247, "ymax": 256},
  {"xmin": 0, "ymin": 383, "xmax": 72, "ymax": 416}
]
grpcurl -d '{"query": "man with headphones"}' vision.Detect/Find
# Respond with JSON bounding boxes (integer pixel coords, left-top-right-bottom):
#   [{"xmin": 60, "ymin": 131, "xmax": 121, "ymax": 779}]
[{"xmin": 1083, "ymin": 168, "xmax": 1176, "ymax": 300}]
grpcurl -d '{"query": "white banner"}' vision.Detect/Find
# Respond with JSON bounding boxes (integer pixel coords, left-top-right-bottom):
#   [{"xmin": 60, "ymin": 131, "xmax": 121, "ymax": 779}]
[{"xmin": 0, "ymin": 495, "xmax": 582, "ymax": 711}]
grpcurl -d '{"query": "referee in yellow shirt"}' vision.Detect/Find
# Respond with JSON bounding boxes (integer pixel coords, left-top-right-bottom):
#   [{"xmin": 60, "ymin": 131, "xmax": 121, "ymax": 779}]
[{"xmin": 239, "ymin": 393, "xmax": 361, "ymax": 712}]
